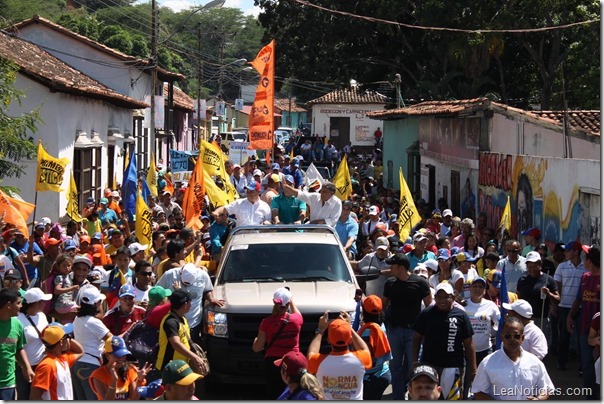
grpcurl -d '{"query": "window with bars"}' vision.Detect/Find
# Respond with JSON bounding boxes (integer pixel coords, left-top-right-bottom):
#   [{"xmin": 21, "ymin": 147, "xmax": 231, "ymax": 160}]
[{"xmin": 74, "ymin": 147, "xmax": 102, "ymax": 206}]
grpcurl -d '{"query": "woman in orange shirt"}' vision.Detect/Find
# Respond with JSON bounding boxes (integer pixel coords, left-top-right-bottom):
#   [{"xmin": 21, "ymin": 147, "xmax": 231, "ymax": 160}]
[{"xmin": 89, "ymin": 336, "xmax": 152, "ymax": 400}]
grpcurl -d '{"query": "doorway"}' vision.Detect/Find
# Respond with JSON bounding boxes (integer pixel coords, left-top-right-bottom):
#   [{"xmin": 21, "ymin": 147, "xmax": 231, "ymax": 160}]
[{"xmin": 329, "ymin": 117, "xmax": 350, "ymax": 149}]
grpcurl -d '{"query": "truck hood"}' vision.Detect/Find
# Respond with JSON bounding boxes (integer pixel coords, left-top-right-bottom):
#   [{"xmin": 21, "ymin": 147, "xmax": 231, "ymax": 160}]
[{"xmin": 213, "ymin": 282, "xmax": 357, "ymax": 313}]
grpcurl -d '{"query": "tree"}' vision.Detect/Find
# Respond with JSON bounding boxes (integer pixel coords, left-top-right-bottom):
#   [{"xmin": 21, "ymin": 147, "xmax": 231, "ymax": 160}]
[{"xmin": 0, "ymin": 59, "xmax": 40, "ymax": 186}]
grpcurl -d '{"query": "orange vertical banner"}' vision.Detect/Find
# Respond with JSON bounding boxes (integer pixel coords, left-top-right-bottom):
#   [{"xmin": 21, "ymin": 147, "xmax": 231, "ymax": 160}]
[
  {"xmin": 182, "ymin": 153, "xmax": 206, "ymax": 231},
  {"xmin": 248, "ymin": 40, "xmax": 275, "ymax": 151}
]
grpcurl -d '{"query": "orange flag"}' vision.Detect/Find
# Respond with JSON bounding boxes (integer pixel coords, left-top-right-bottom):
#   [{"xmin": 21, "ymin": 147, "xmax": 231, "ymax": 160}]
[
  {"xmin": 164, "ymin": 176, "xmax": 175, "ymax": 197},
  {"xmin": 265, "ymin": 149, "xmax": 271, "ymax": 166},
  {"xmin": 182, "ymin": 153, "xmax": 206, "ymax": 232},
  {"xmin": 5, "ymin": 194, "xmax": 35, "ymax": 223},
  {"xmin": 0, "ymin": 190, "xmax": 31, "ymax": 237},
  {"xmin": 248, "ymin": 40, "xmax": 275, "ymax": 150}
]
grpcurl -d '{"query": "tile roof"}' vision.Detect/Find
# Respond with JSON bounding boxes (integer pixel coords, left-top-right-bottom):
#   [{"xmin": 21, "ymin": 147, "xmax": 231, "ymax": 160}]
[
  {"xmin": 0, "ymin": 31, "xmax": 148, "ymax": 109},
  {"xmin": 367, "ymin": 98, "xmax": 600, "ymax": 137},
  {"xmin": 274, "ymin": 97, "xmax": 307, "ymax": 113},
  {"xmin": 307, "ymin": 87, "xmax": 389, "ymax": 106},
  {"xmin": 10, "ymin": 15, "xmax": 185, "ymax": 82},
  {"xmin": 163, "ymin": 84, "xmax": 194, "ymax": 111}
]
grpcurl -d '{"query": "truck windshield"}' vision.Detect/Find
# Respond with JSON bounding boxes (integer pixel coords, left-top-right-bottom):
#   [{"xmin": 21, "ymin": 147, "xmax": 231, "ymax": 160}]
[{"xmin": 217, "ymin": 243, "xmax": 352, "ymax": 284}]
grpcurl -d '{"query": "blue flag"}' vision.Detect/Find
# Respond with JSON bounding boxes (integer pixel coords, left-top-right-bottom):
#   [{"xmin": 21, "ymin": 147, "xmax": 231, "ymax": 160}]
[
  {"xmin": 141, "ymin": 175, "xmax": 152, "ymax": 204},
  {"xmin": 496, "ymin": 263, "xmax": 509, "ymax": 349},
  {"xmin": 121, "ymin": 150, "xmax": 138, "ymax": 219}
]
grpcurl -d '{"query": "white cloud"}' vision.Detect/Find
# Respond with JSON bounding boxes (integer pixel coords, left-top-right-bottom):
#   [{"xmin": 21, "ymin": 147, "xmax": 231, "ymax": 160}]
[{"xmin": 159, "ymin": 0, "xmax": 195, "ymax": 12}]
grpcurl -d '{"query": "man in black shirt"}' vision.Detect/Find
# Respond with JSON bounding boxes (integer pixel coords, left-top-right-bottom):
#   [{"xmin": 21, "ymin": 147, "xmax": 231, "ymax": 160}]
[
  {"xmin": 412, "ymin": 282, "xmax": 476, "ymax": 399},
  {"xmin": 382, "ymin": 253, "xmax": 432, "ymax": 400}
]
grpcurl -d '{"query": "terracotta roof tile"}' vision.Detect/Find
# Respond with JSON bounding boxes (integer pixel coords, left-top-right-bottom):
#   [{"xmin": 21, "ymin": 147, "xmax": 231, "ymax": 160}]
[
  {"xmin": 367, "ymin": 98, "xmax": 489, "ymax": 118},
  {"xmin": 307, "ymin": 87, "xmax": 389, "ymax": 106},
  {"xmin": 163, "ymin": 84, "xmax": 194, "ymax": 111},
  {"xmin": 0, "ymin": 31, "xmax": 148, "ymax": 109},
  {"xmin": 274, "ymin": 97, "xmax": 307, "ymax": 113},
  {"xmin": 10, "ymin": 15, "xmax": 185, "ymax": 82},
  {"xmin": 531, "ymin": 110, "xmax": 600, "ymax": 137}
]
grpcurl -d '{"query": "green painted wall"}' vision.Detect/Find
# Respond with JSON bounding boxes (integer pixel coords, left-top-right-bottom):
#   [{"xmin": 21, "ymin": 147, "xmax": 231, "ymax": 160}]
[{"xmin": 382, "ymin": 118, "xmax": 419, "ymax": 190}]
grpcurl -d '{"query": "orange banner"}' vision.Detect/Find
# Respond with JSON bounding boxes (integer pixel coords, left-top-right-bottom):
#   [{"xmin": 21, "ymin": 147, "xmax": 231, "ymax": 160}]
[
  {"xmin": 248, "ymin": 40, "xmax": 275, "ymax": 151},
  {"xmin": 0, "ymin": 190, "xmax": 30, "ymax": 237},
  {"xmin": 182, "ymin": 153, "xmax": 206, "ymax": 232}
]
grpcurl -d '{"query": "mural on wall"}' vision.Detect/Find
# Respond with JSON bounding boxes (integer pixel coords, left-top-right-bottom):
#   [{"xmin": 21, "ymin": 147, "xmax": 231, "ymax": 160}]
[{"xmin": 478, "ymin": 152, "xmax": 600, "ymax": 248}]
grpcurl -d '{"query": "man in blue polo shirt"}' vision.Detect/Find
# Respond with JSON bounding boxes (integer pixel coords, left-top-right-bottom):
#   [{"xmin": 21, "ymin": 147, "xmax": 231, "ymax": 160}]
[
  {"xmin": 271, "ymin": 175, "xmax": 307, "ymax": 224},
  {"xmin": 335, "ymin": 200, "xmax": 358, "ymax": 260},
  {"xmin": 406, "ymin": 232, "xmax": 437, "ymax": 271},
  {"xmin": 282, "ymin": 158, "xmax": 304, "ymax": 189}
]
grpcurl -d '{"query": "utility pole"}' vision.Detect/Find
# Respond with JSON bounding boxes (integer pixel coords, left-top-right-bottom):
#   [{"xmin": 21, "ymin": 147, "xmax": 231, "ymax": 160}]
[
  {"xmin": 394, "ymin": 73, "xmax": 404, "ymax": 109},
  {"xmin": 150, "ymin": 0, "xmax": 157, "ymax": 160},
  {"xmin": 197, "ymin": 22, "xmax": 203, "ymax": 144}
]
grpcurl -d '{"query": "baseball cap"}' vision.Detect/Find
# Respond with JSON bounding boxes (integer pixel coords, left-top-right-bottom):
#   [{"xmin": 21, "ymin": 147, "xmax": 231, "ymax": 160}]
[
  {"xmin": 564, "ymin": 241, "xmax": 582, "ymax": 251},
  {"xmin": 442, "ymin": 209, "xmax": 453, "ymax": 217},
  {"xmin": 41, "ymin": 217, "xmax": 52, "ymax": 226},
  {"xmin": 253, "ymin": 169, "xmax": 263, "ymax": 177},
  {"xmin": 80, "ymin": 235, "xmax": 91, "ymax": 244},
  {"xmin": 233, "ymin": 164, "xmax": 241, "ymax": 170},
  {"xmin": 292, "ymin": 158, "xmax": 300, "ymax": 167},
  {"xmin": 410, "ymin": 364, "xmax": 439, "ymax": 383},
  {"xmin": 87, "ymin": 270, "xmax": 104, "ymax": 285},
  {"xmin": 413, "ymin": 232, "xmax": 428, "ymax": 243},
  {"xmin": 435, "ymin": 282, "xmax": 454, "ymax": 295},
  {"xmin": 456, "ymin": 252, "xmax": 475, "ymax": 263},
  {"xmin": 385, "ymin": 253, "xmax": 410, "ymax": 268},
  {"xmin": 413, "ymin": 263, "xmax": 429, "ymax": 279},
  {"xmin": 4, "ymin": 268, "xmax": 22, "ymax": 280},
  {"xmin": 149, "ymin": 285, "xmax": 172, "ymax": 307},
  {"xmin": 73, "ymin": 255, "xmax": 93, "ymax": 269},
  {"xmin": 327, "ymin": 319, "xmax": 352, "ymax": 347},
  {"xmin": 284, "ymin": 175, "xmax": 294, "ymax": 184},
  {"xmin": 86, "ymin": 197, "xmax": 95, "ymax": 205},
  {"xmin": 111, "ymin": 191, "xmax": 120, "ymax": 198},
  {"xmin": 521, "ymin": 227, "xmax": 541, "ymax": 239},
  {"xmin": 389, "ymin": 214, "xmax": 398, "ymax": 223},
  {"xmin": 246, "ymin": 180, "xmax": 261, "ymax": 192},
  {"xmin": 437, "ymin": 248, "xmax": 450, "ymax": 260},
  {"xmin": 424, "ymin": 259, "xmax": 438, "ymax": 272},
  {"xmin": 471, "ymin": 277, "xmax": 487, "ymax": 287},
  {"xmin": 488, "ymin": 271, "xmax": 503, "ymax": 288},
  {"xmin": 200, "ymin": 215, "xmax": 210, "ymax": 222},
  {"xmin": 99, "ymin": 197, "xmax": 109, "ymax": 205},
  {"xmin": 375, "ymin": 236, "xmax": 390, "ymax": 250},
  {"xmin": 45, "ymin": 238, "xmax": 61, "ymax": 249},
  {"xmin": 270, "ymin": 173, "xmax": 281, "ymax": 183},
  {"xmin": 163, "ymin": 359, "xmax": 204, "ymax": 385},
  {"xmin": 402, "ymin": 243, "xmax": 414, "ymax": 253},
  {"xmin": 368, "ymin": 205, "xmax": 379, "ymax": 215},
  {"xmin": 362, "ymin": 295, "xmax": 383, "ymax": 314},
  {"xmin": 273, "ymin": 287, "xmax": 291, "ymax": 307},
  {"xmin": 40, "ymin": 323, "xmax": 72, "ymax": 346},
  {"xmin": 180, "ymin": 264, "xmax": 197, "ymax": 286},
  {"xmin": 24, "ymin": 287, "xmax": 52, "ymax": 304},
  {"xmin": 104, "ymin": 336, "xmax": 132, "ymax": 357},
  {"xmin": 163, "ymin": 190, "xmax": 172, "ymax": 197},
  {"xmin": 128, "ymin": 242, "xmax": 148, "ymax": 256},
  {"xmin": 104, "ymin": 189, "xmax": 113, "ymax": 197},
  {"xmin": 63, "ymin": 239, "xmax": 77, "ymax": 251},
  {"xmin": 274, "ymin": 351, "xmax": 308, "ymax": 378},
  {"xmin": 137, "ymin": 379, "xmax": 164, "ymax": 399},
  {"xmin": 119, "ymin": 284, "xmax": 135, "ymax": 298},
  {"xmin": 169, "ymin": 289, "xmax": 192, "ymax": 306},
  {"xmin": 271, "ymin": 163, "xmax": 280, "ymax": 170},
  {"xmin": 502, "ymin": 299, "xmax": 533, "ymax": 318},
  {"xmin": 525, "ymin": 251, "xmax": 541, "ymax": 263},
  {"xmin": 35, "ymin": 222, "xmax": 45, "ymax": 230},
  {"xmin": 92, "ymin": 232, "xmax": 103, "ymax": 240}
]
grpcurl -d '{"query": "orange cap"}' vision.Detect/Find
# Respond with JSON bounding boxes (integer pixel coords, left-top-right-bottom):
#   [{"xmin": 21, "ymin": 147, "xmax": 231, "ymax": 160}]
[
  {"xmin": 362, "ymin": 295, "xmax": 383, "ymax": 314},
  {"xmin": 328, "ymin": 319, "xmax": 352, "ymax": 347}
]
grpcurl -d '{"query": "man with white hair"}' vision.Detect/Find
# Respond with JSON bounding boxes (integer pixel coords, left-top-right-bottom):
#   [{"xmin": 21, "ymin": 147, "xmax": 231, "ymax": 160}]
[
  {"xmin": 281, "ymin": 180, "xmax": 341, "ymax": 228},
  {"xmin": 230, "ymin": 164, "xmax": 248, "ymax": 198}
]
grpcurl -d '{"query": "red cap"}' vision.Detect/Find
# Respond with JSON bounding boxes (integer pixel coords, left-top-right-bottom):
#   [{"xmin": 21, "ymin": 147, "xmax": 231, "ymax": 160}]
[
  {"xmin": 328, "ymin": 319, "xmax": 352, "ymax": 347},
  {"xmin": 80, "ymin": 235, "xmax": 91, "ymax": 244},
  {"xmin": 179, "ymin": 187, "xmax": 187, "ymax": 194},
  {"xmin": 273, "ymin": 351, "xmax": 308, "ymax": 378},
  {"xmin": 45, "ymin": 238, "xmax": 61, "ymax": 249},
  {"xmin": 362, "ymin": 295, "xmax": 383, "ymax": 314}
]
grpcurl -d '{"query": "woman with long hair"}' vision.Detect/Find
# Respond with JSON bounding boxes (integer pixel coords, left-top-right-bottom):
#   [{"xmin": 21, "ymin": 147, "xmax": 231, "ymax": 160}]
[
  {"xmin": 461, "ymin": 233, "xmax": 485, "ymax": 276},
  {"xmin": 89, "ymin": 336, "xmax": 152, "ymax": 400},
  {"xmin": 274, "ymin": 351, "xmax": 324, "ymax": 400},
  {"xmin": 429, "ymin": 249, "xmax": 463, "ymax": 297},
  {"xmin": 357, "ymin": 295, "xmax": 392, "ymax": 400},
  {"xmin": 16, "ymin": 288, "xmax": 51, "ymax": 400},
  {"xmin": 72, "ymin": 287, "xmax": 112, "ymax": 400},
  {"xmin": 253, "ymin": 287, "xmax": 303, "ymax": 399}
]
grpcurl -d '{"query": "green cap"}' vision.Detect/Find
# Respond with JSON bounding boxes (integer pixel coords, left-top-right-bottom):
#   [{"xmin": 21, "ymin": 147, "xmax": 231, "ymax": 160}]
[
  {"xmin": 162, "ymin": 359, "xmax": 203, "ymax": 385},
  {"xmin": 148, "ymin": 286, "xmax": 172, "ymax": 307}
]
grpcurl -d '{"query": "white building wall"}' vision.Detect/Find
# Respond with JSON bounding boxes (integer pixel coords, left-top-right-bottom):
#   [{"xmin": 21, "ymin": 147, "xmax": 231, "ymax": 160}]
[
  {"xmin": 311, "ymin": 104, "xmax": 385, "ymax": 147},
  {"xmin": 2, "ymin": 75, "xmax": 133, "ymax": 220}
]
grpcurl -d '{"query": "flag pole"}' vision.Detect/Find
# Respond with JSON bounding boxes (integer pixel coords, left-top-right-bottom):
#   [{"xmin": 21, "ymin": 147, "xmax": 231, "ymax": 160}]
[{"xmin": 30, "ymin": 191, "xmax": 38, "ymax": 235}]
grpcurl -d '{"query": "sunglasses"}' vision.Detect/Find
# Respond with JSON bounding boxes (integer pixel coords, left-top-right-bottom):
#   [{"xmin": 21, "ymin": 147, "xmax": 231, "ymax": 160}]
[
  {"xmin": 508, "ymin": 249, "xmax": 520, "ymax": 253},
  {"xmin": 503, "ymin": 333, "xmax": 522, "ymax": 340},
  {"xmin": 139, "ymin": 272, "xmax": 153, "ymax": 276},
  {"xmin": 5, "ymin": 279, "xmax": 21, "ymax": 284}
]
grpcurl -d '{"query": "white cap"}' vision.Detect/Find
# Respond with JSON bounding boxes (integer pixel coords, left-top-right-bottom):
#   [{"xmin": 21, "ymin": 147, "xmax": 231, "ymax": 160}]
[
  {"xmin": 273, "ymin": 287, "xmax": 291, "ymax": 307},
  {"xmin": 80, "ymin": 287, "xmax": 106, "ymax": 305},
  {"xmin": 435, "ymin": 282, "xmax": 454, "ymax": 295},
  {"xmin": 442, "ymin": 209, "xmax": 453, "ymax": 217},
  {"xmin": 502, "ymin": 299, "xmax": 533, "ymax": 318},
  {"xmin": 112, "ymin": 191, "xmax": 120, "ymax": 198},
  {"xmin": 413, "ymin": 232, "xmax": 428, "ymax": 243},
  {"xmin": 368, "ymin": 205, "xmax": 379, "ymax": 215},
  {"xmin": 180, "ymin": 263, "xmax": 198, "ymax": 286},
  {"xmin": 73, "ymin": 255, "xmax": 93, "ymax": 269},
  {"xmin": 129, "ymin": 243, "xmax": 149, "ymax": 256},
  {"xmin": 375, "ymin": 236, "xmax": 389, "ymax": 250},
  {"xmin": 23, "ymin": 288, "xmax": 52, "ymax": 304},
  {"xmin": 424, "ymin": 259, "xmax": 438, "ymax": 272},
  {"xmin": 525, "ymin": 251, "xmax": 541, "ymax": 263},
  {"xmin": 413, "ymin": 263, "xmax": 429, "ymax": 279},
  {"xmin": 41, "ymin": 217, "xmax": 52, "ymax": 226},
  {"xmin": 253, "ymin": 169, "xmax": 263, "ymax": 177}
]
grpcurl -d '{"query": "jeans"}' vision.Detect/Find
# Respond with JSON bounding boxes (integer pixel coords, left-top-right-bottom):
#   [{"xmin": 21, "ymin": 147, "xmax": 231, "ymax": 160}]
[
  {"xmin": 363, "ymin": 370, "xmax": 391, "ymax": 400},
  {"xmin": 387, "ymin": 325, "xmax": 414, "ymax": 400},
  {"xmin": 558, "ymin": 307, "xmax": 579, "ymax": 368},
  {"xmin": 579, "ymin": 335, "xmax": 598, "ymax": 399},
  {"xmin": 16, "ymin": 363, "xmax": 37, "ymax": 400},
  {"xmin": 0, "ymin": 387, "xmax": 16, "ymax": 400},
  {"xmin": 71, "ymin": 361, "xmax": 99, "ymax": 400}
]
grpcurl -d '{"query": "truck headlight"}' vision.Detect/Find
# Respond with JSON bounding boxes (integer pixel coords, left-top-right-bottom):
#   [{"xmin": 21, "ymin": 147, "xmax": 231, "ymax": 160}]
[{"xmin": 205, "ymin": 309, "xmax": 228, "ymax": 338}]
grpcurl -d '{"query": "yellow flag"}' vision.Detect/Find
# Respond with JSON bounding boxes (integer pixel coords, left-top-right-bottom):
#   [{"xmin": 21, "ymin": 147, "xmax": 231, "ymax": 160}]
[
  {"xmin": 36, "ymin": 142, "xmax": 69, "ymax": 192},
  {"xmin": 499, "ymin": 195, "xmax": 511, "ymax": 235},
  {"xmin": 333, "ymin": 155, "xmax": 352, "ymax": 200},
  {"xmin": 183, "ymin": 153, "xmax": 206, "ymax": 229},
  {"xmin": 147, "ymin": 152, "xmax": 158, "ymax": 197},
  {"xmin": 200, "ymin": 140, "xmax": 238, "ymax": 201},
  {"xmin": 66, "ymin": 170, "xmax": 82, "ymax": 222},
  {"xmin": 135, "ymin": 190, "xmax": 152, "ymax": 246},
  {"xmin": 112, "ymin": 173, "xmax": 117, "ymax": 190},
  {"xmin": 397, "ymin": 167, "xmax": 422, "ymax": 242},
  {"xmin": 289, "ymin": 148, "xmax": 294, "ymax": 160},
  {"xmin": 203, "ymin": 170, "xmax": 232, "ymax": 208}
]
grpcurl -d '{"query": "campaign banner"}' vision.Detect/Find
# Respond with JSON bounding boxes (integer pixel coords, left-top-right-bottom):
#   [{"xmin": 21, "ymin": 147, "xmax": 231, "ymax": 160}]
[
  {"xmin": 169, "ymin": 150, "xmax": 199, "ymax": 182},
  {"xmin": 229, "ymin": 142, "xmax": 257, "ymax": 166}
]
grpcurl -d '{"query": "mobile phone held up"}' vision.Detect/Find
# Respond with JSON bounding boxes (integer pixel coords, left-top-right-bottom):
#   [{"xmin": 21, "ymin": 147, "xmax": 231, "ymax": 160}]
[{"xmin": 327, "ymin": 311, "xmax": 341, "ymax": 320}]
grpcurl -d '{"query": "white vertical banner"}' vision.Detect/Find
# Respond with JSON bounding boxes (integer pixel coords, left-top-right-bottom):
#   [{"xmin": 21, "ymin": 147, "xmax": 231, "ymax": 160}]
[
  {"xmin": 200, "ymin": 99, "xmax": 207, "ymax": 119},
  {"xmin": 154, "ymin": 95, "xmax": 165, "ymax": 128},
  {"xmin": 235, "ymin": 98, "xmax": 244, "ymax": 111},
  {"xmin": 143, "ymin": 95, "xmax": 151, "ymax": 128},
  {"xmin": 216, "ymin": 101, "xmax": 226, "ymax": 117}
]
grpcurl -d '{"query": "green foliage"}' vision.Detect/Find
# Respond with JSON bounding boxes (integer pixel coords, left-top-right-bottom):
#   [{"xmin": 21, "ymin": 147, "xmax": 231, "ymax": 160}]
[{"xmin": 0, "ymin": 59, "xmax": 41, "ymax": 182}]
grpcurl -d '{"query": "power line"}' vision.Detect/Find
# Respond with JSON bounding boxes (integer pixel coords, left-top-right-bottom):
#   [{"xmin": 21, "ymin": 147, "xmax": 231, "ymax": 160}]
[{"xmin": 293, "ymin": 0, "xmax": 599, "ymax": 34}]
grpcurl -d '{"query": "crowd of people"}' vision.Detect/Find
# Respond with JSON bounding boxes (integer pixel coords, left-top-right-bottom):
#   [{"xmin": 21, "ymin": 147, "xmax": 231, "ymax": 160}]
[{"xmin": 0, "ymin": 139, "xmax": 599, "ymax": 400}]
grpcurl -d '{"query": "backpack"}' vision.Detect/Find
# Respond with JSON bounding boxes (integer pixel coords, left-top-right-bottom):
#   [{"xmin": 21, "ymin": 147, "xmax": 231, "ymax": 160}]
[{"xmin": 123, "ymin": 320, "xmax": 159, "ymax": 367}]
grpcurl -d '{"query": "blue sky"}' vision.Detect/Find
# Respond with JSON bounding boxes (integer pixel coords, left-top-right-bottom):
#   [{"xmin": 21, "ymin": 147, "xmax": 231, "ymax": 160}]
[{"xmin": 157, "ymin": 0, "xmax": 260, "ymax": 16}]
